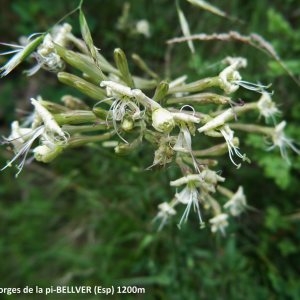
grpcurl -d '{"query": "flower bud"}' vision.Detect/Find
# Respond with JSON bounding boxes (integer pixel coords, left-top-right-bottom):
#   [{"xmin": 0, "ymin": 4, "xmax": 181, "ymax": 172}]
[
  {"xmin": 33, "ymin": 144, "xmax": 64, "ymax": 163},
  {"xmin": 54, "ymin": 45, "xmax": 105, "ymax": 83},
  {"xmin": 151, "ymin": 108, "xmax": 175, "ymax": 133},
  {"xmin": 61, "ymin": 95, "xmax": 89, "ymax": 110},
  {"xmin": 153, "ymin": 81, "xmax": 169, "ymax": 102},
  {"xmin": 121, "ymin": 117, "xmax": 134, "ymax": 132},
  {"xmin": 58, "ymin": 72, "xmax": 106, "ymax": 100},
  {"xmin": 114, "ymin": 48, "xmax": 134, "ymax": 87}
]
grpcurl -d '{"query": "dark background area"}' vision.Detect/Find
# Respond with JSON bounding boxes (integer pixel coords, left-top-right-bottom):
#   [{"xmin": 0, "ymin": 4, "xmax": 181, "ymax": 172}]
[{"xmin": 0, "ymin": 0, "xmax": 300, "ymax": 299}]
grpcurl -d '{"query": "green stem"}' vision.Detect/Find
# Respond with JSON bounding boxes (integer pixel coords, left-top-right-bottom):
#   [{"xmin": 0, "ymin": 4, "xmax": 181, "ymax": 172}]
[
  {"xmin": 68, "ymin": 131, "xmax": 115, "ymax": 147},
  {"xmin": 167, "ymin": 93, "xmax": 230, "ymax": 105},
  {"xmin": 229, "ymin": 123, "xmax": 273, "ymax": 135},
  {"xmin": 168, "ymin": 76, "xmax": 219, "ymax": 94},
  {"xmin": 54, "ymin": 110, "xmax": 97, "ymax": 125}
]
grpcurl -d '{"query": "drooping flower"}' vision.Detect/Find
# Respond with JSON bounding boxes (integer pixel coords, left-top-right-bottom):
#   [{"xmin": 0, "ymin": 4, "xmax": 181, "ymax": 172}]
[
  {"xmin": 209, "ymin": 213, "xmax": 229, "ymax": 235},
  {"xmin": 170, "ymin": 174, "xmax": 204, "ymax": 228},
  {"xmin": 173, "ymin": 109, "xmax": 200, "ymax": 172},
  {"xmin": 0, "ymin": 35, "xmax": 44, "ymax": 77},
  {"xmin": 219, "ymin": 57, "xmax": 270, "ymax": 94},
  {"xmin": 201, "ymin": 169, "xmax": 225, "ymax": 193},
  {"xmin": 135, "ymin": 20, "xmax": 151, "ymax": 38},
  {"xmin": 0, "ymin": 23, "xmax": 73, "ymax": 77},
  {"xmin": 220, "ymin": 125, "xmax": 247, "ymax": 168},
  {"xmin": 173, "ymin": 123, "xmax": 192, "ymax": 153},
  {"xmin": 153, "ymin": 202, "xmax": 176, "ymax": 231},
  {"xmin": 268, "ymin": 121, "xmax": 300, "ymax": 163},
  {"xmin": 223, "ymin": 186, "xmax": 247, "ymax": 216},
  {"xmin": 1, "ymin": 98, "xmax": 68, "ymax": 176},
  {"xmin": 1, "ymin": 124, "xmax": 45, "ymax": 177},
  {"xmin": 257, "ymin": 92, "xmax": 280, "ymax": 123}
]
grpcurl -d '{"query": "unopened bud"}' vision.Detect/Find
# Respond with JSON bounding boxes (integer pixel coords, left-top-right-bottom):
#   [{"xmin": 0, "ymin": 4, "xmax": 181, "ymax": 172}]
[
  {"xmin": 151, "ymin": 108, "xmax": 175, "ymax": 133},
  {"xmin": 114, "ymin": 48, "xmax": 134, "ymax": 87},
  {"xmin": 33, "ymin": 144, "xmax": 64, "ymax": 163},
  {"xmin": 61, "ymin": 95, "xmax": 89, "ymax": 110},
  {"xmin": 153, "ymin": 81, "xmax": 169, "ymax": 103},
  {"xmin": 121, "ymin": 117, "xmax": 134, "ymax": 132},
  {"xmin": 58, "ymin": 72, "xmax": 106, "ymax": 100}
]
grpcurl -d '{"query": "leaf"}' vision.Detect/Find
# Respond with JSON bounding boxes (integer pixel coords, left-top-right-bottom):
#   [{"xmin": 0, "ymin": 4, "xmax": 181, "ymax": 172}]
[
  {"xmin": 176, "ymin": 2, "xmax": 195, "ymax": 54},
  {"xmin": 186, "ymin": 0, "xmax": 241, "ymax": 23},
  {"xmin": 258, "ymin": 155, "xmax": 291, "ymax": 189}
]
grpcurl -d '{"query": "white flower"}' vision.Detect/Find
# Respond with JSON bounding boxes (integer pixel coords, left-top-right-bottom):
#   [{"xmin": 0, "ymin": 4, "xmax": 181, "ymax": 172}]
[
  {"xmin": 30, "ymin": 98, "xmax": 66, "ymax": 139},
  {"xmin": 0, "ymin": 35, "xmax": 44, "ymax": 77},
  {"xmin": 136, "ymin": 20, "xmax": 151, "ymax": 38},
  {"xmin": 173, "ymin": 124, "xmax": 192, "ymax": 153},
  {"xmin": 219, "ymin": 63, "xmax": 242, "ymax": 94},
  {"xmin": 257, "ymin": 92, "xmax": 280, "ymax": 122},
  {"xmin": 209, "ymin": 213, "xmax": 229, "ymax": 235},
  {"xmin": 219, "ymin": 57, "xmax": 270, "ymax": 94},
  {"xmin": 1, "ymin": 99, "xmax": 68, "ymax": 176},
  {"xmin": 224, "ymin": 186, "xmax": 247, "ymax": 216},
  {"xmin": 269, "ymin": 121, "xmax": 300, "ymax": 163},
  {"xmin": 198, "ymin": 108, "xmax": 234, "ymax": 133},
  {"xmin": 28, "ymin": 34, "xmax": 65, "ymax": 75},
  {"xmin": 153, "ymin": 202, "xmax": 176, "ymax": 231},
  {"xmin": 100, "ymin": 80, "xmax": 134, "ymax": 98},
  {"xmin": 0, "ymin": 24, "xmax": 71, "ymax": 77},
  {"xmin": 220, "ymin": 125, "xmax": 246, "ymax": 168},
  {"xmin": 51, "ymin": 23, "xmax": 72, "ymax": 46},
  {"xmin": 201, "ymin": 169, "xmax": 225, "ymax": 193},
  {"xmin": 28, "ymin": 24, "xmax": 72, "ymax": 75},
  {"xmin": 96, "ymin": 95, "xmax": 142, "ymax": 143},
  {"xmin": 1, "ymin": 125, "xmax": 45, "ymax": 177},
  {"xmin": 173, "ymin": 111, "xmax": 200, "ymax": 172},
  {"xmin": 170, "ymin": 174, "xmax": 204, "ymax": 228}
]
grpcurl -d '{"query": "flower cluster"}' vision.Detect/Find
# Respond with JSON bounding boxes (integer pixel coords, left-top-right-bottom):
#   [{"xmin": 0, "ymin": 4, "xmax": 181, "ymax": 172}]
[{"xmin": 1, "ymin": 7, "xmax": 299, "ymax": 235}]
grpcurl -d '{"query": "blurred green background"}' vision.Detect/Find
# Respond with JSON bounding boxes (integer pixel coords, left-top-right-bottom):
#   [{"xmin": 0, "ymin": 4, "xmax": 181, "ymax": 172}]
[{"xmin": 0, "ymin": 0, "xmax": 300, "ymax": 299}]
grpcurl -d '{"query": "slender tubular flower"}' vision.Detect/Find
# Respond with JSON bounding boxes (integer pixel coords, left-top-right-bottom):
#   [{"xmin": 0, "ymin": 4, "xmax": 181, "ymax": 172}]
[
  {"xmin": 220, "ymin": 125, "xmax": 247, "ymax": 168},
  {"xmin": 198, "ymin": 108, "xmax": 235, "ymax": 133},
  {"xmin": 223, "ymin": 186, "xmax": 247, "ymax": 216},
  {"xmin": 1, "ymin": 23, "xmax": 74, "ymax": 77},
  {"xmin": 201, "ymin": 169, "xmax": 225, "ymax": 193},
  {"xmin": 173, "ymin": 109, "xmax": 200, "ymax": 171},
  {"xmin": 96, "ymin": 93, "xmax": 142, "ymax": 143},
  {"xmin": 1, "ymin": 125, "xmax": 45, "ymax": 177},
  {"xmin": 135, "ymin": 20, "xmax": 151, "ymax": 38},
  {"xmin": 209, "ymin": 213, "xmax": 229, "ymax": 235},
  {"xmin": 257, "ymin": 92, "xmax": 280, "ymax": 123},
  {"xmin": 173, "ymin": 124, "xmax": 192, "ymax": 153},
  {"xmin": 0, "ymin": 35, "xmax": 44, "ymax": 77},
  {"xmin": 32, "ymin": 35, "xmax": 64, "ymax": 74},
  {"xmin": 170, "ymin": 174, "xmax": 204, "ymax": 228},
  {"xmin": 218, "ymin": 61, "xmax": 243, "ymax": 94},
  {"xmin": 268, "ymin": 121, "xmax": 300, "ymax": 163},
  {"xmin": 153, "ymin": 201, "xmax": 177, "ymax": 231},
  {"xmin": 30, "ymin": 98, "xmax": 67, "ymax": 140},
  {"xmin": 218, "ymin": 57, "xmax": 270, "ymax": 94},
  {"xmin": 2, "ymin": 98, "xmax": 69, "ymax": 176}
]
